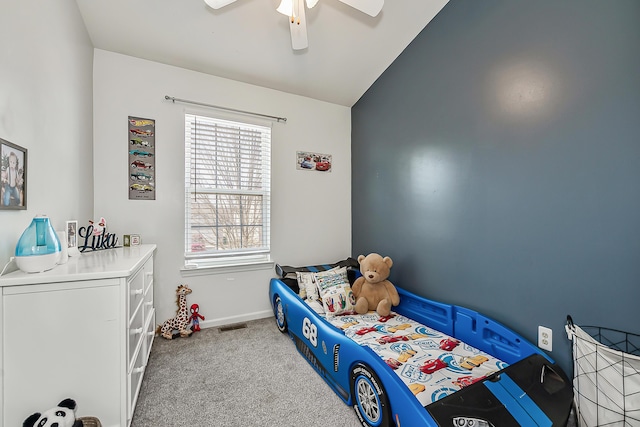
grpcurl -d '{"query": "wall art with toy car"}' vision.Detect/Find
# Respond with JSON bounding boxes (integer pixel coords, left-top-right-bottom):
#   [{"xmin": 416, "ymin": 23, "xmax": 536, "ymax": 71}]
[
  {"xmin": 296, "ymin": 151, "xmax": 332, "ymax": 172},
  {"xmin": 128, "ymin": 116, "xmax": 156, "ymax": 200}
]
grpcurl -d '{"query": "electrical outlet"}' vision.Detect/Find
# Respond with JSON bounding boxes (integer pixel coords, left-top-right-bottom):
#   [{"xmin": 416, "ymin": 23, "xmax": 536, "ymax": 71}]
[{"xmin": 538, "ymin": 326, "xmax": 553, "ymax": 351}]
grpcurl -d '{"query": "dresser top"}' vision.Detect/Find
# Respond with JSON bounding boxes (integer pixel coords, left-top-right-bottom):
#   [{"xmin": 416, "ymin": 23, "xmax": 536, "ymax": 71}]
[{"xmin": 0, "ymin": 244, "xmax": 156, "ymax": 287}]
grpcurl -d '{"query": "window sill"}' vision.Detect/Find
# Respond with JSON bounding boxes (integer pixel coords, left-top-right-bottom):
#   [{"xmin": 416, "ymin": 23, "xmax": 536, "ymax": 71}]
[{"xmin": 180, "ymin": 259, "xmax": 274, "ymax": 277}]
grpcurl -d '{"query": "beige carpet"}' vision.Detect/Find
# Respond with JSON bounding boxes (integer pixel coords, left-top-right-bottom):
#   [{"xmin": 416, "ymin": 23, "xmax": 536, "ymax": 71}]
[{"xmin": 131, "ymin": 317, "xmax": 362, "ymax": 427}]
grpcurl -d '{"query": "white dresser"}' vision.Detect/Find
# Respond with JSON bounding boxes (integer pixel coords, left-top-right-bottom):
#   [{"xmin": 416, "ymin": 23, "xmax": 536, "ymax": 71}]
[{"xmin": 0, "ymin": 244, "xmax": 156, "ymax": 427}]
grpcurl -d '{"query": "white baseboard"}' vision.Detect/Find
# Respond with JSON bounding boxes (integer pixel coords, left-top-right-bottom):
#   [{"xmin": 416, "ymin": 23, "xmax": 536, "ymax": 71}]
[{"xmin": 198, "ymin": 309, "xmax": 273, "ymax": 330}]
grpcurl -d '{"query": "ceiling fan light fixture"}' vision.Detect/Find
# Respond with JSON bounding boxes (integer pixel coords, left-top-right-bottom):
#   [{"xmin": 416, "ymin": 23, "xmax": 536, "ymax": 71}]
[
  {"xmin": 276, "ymin": 0, "xmax": 319, "ymax": 15},
  {"xmin": 277, "ymin": 0, "xmax": 304, "ymax": 24},
  {"xmin": 276, "ymin": 0, "xmax": 294, "ymax": 16},
  {"xmin": 209, "ymin": 0, "xmax": 383, "ymax": 51}
]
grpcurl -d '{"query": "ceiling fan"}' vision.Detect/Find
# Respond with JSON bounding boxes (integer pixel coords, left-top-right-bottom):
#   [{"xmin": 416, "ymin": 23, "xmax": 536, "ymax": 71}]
[{"xmin": 204, "ymin": 0, "xmax": 384, "ymax": 50}]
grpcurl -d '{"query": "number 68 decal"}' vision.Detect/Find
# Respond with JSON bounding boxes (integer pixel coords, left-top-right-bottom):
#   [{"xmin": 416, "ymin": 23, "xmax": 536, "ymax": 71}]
[{"xmin": 302, "ymin": 317, "xmax": 318, "ymax": 347}]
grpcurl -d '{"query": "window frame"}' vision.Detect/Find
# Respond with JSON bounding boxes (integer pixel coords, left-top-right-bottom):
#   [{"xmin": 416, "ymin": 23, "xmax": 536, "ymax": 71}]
[{"xmin": 182, "ymin": 110, "xmax": 272, "ymax": 272}]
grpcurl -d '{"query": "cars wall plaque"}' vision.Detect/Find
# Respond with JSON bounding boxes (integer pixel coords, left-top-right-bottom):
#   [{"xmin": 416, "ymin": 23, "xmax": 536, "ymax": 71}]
[
  {"xmin": 296, "ymin": 150, "xmax": 332, "ymax": 172},
  {"xmin": 128, "ymin": 116, "xmax": 156, "ymax": 200}
]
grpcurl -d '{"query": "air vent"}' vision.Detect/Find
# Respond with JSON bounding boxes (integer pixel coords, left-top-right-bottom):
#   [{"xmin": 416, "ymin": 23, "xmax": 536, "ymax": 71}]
[{"xmin": 218, "ymin": 323, "xmax": 247, "ymax": 332}]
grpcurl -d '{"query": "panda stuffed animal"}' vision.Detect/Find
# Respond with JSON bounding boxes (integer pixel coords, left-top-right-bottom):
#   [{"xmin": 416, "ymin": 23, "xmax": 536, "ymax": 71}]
[{"xmin": 23, "ymin": 398, "xmax": 83, "ymax": 427}]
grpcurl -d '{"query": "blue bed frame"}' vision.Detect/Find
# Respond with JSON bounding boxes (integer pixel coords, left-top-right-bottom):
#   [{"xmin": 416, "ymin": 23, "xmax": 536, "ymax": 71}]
[{"xmin": 269, "ymin": 267, "xmax": 573, "ymax": 427}]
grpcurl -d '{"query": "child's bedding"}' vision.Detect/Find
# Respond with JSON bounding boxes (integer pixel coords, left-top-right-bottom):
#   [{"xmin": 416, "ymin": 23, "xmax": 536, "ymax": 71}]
[{"xmin": 325, "ymin": 310, "xmax": 508, "ymax": 407}]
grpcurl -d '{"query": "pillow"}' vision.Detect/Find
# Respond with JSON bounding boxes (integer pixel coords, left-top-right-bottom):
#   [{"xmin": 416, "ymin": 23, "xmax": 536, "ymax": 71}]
[
  {"xmin": 306, "ymin": 299, "xmax": 325, "ymax": 315},
  {"xmin": 296, "ymin": 271, "xmax": 319, "ymax": 301},
  {"xmin": 296, "ymin": 266, "xmax": 341, "ymax": 301},
  {"xmin": 313, "ymin": 267, "xmax": 356, "ymax": 317}
]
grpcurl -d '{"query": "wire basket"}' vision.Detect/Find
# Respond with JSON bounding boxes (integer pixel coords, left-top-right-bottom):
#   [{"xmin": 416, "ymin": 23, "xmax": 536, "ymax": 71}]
[
  {"xmin": 77, "ymin": 416, "xmax": 102, "ymax": 427},
  {"xmin": 566, "ymin": 316, "xmax": 640, "ymax": 427}
]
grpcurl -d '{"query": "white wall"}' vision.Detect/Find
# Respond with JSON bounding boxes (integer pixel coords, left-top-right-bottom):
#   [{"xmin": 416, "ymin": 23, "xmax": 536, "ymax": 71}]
[
  {"xmin": 93, "ymin": 50, "xmax": 352, "ymax": 326},
  {"xmin": 0, "ymin": 0, "xmax": 94, "ymax": 265}
]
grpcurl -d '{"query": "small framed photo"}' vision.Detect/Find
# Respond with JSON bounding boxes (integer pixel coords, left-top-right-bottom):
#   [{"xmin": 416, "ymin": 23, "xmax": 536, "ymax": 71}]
[
  {"xmin": 66, "ymin": 220, "xmax": 78, "ymax": 249},
  {"xmin": 123, "ymin": 234, "xmax": 141, "ymax": 247},
  {"xmin": 0, "ymin": 138, "xmax": 27, "ymax": 210},
  {"xmin": 66, "ymin": 220, "xmax": 81, "ymax": 256}
]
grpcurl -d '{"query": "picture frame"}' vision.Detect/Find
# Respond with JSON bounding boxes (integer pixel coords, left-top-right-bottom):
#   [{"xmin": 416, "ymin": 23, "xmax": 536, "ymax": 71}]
[
  {"xmin": 296, "ymin": 150, "xmax": 332, "ymax": 172},
  {"xmin": 66, "ymin": 220, "xmax": 78, "ymax": 249},
  {"xmin": 124, "ymin": 234, "xmax": 141, "ymax": 247},
  {"xmin": 128, "ymin": 116, "xmax": 156, "ymax": 200},
  {"xmin": 66, "ymin": 220, "xmax": 81, "ymax": 256},
  {"xmin": 0, "ymin": 138, "xmax": 27, "ymax": 210}
]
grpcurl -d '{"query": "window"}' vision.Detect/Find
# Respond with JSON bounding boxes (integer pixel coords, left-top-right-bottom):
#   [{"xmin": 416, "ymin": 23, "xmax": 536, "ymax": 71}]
[{"xmin": 184, "ymin": 113, "xmax": 271, "ymax": 269}]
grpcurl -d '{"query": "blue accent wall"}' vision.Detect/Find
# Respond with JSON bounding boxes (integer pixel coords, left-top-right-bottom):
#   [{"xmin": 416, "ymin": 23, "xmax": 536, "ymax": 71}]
[{"xmin": 352, "ymin": 0, "xmax": 640, "ymax": 373}]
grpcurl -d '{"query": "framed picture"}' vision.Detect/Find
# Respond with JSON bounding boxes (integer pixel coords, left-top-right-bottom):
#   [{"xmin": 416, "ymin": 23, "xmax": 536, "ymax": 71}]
[
  {"xmin": 0, "ymin": 138, "xmax": 27, "ymax": 210},
  {"xmin": 66, "ymin": 220, "xmax": 78, "ymax": 249},
  {"xmin": 296, "ymin": 150, "xmax": 332, "ymax": 172},
  {"xmin": 66, "ymin": 220, "xmax": 81, "ymax": 256},
  {"xmin": 128, "ymin": 116, "xmax": 156, "ymax": 200},
  {"xmin": 124, "ymin": 234, "xmax": 141, "ymax": 247}
]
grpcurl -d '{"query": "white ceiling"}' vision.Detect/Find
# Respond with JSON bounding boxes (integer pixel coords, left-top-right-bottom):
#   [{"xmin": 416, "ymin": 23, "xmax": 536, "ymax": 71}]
[{"xmin": 74, "ymin": 0, "xmax": 448, "ymax": 107}]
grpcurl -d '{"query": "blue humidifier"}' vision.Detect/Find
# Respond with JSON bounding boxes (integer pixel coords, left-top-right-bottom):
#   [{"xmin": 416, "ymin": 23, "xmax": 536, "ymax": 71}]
[{"xmin": 15, "ymin": 215, "xmax": 62, "ymax": 273}]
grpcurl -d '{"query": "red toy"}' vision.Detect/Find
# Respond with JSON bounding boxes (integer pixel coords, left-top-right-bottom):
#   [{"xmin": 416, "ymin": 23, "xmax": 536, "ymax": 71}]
[{"xmin": 189, "ymin": 303, "xmax": 205, "ymax": 332}]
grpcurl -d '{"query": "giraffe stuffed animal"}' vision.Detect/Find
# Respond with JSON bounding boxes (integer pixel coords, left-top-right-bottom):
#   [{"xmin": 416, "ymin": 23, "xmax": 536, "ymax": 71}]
[{"xmin": 157, "ymin": 284, "xmax": 193, "ymax": 339}]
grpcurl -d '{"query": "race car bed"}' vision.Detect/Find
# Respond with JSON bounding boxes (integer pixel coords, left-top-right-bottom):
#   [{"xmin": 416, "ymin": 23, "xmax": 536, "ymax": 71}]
[{"xmin": 269, "ymin": 260, "xmax": 574, "ymax": 427}]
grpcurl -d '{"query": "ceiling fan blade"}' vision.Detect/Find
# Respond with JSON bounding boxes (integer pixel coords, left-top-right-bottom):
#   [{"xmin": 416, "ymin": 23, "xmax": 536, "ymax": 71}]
[
  {"xmin": 337, "ymin": 0, "xmax": 383, "ymax": 17},
  {"xmin": 288, "ymin": 3, "xmax": 308, "ymax": 50},
  {"xmin": 203, "ymin": 0, "xmax": 238, "ymax": 9}
]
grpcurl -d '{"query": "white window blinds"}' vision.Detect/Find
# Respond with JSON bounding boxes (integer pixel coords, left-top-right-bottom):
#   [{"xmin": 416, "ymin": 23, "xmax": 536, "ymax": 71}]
[{"xmin": 184, "ymin": 113, "xmax": 271, "ymax": 265}]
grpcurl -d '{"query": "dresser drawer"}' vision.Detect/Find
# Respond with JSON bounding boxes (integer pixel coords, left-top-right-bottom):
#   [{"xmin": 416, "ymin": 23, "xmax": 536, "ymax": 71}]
[
  {"xmin": 143, "ymin": 280, "xmax": 154, "ymax": 325},
  {"xmin": 128, "ymin": 304, "xmax": 145, "ymax": 370},
  {"xmin": 143, "ymin": 309, "xmax": 155, "ymax": 364},
  {"xmin": 143, "ymin": 257, "xmax": 154, "ymax": 288},
  {"xmin": 128, "ymin": 268, "xmax": 145, "ymax": 320},
  {"xmin": 127, "ymin": 343, "xmax": 146, "ymax": 423}
]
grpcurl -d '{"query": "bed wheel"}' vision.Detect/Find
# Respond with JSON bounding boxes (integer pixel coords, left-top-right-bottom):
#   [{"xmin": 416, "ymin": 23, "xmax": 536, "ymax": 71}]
[
  {"xmin": 351, "ymin": 364, "xmax": 391, "ymax": 427},
  {"xmin": 274, "ymin": 295, "xmax": 287, "ymax": 333}
]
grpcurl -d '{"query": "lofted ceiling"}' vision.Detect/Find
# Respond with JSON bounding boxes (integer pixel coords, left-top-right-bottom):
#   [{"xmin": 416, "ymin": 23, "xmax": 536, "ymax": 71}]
[{"xmin": 74, "ymin": 0, "xmax": 448, "ymax": 107}]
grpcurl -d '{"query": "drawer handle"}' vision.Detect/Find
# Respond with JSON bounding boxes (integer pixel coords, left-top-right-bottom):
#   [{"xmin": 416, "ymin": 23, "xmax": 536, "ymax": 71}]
[
  {"xmin": 131, "ymin": 289, "xmax": 143, "ymax": 296},
  {"xmin": 132, "ymin": 366, "xmax": 145, "ymax": 374},
  {"xmin": 144, "ymin": 301, "xmax": 153, "ymax": 307},
  {"xmin": 146, "ymin": 331, "xmax": 155, "ymax": 337},
  {"xmin": 130, "ymin": 328, "xmax": 143, "ymax": 335}
]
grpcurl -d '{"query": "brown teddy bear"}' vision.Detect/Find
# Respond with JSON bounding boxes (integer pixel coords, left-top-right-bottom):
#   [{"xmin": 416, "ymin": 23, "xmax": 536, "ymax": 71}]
[{"xmin": 352, "ymin": 253, "xmax": 400, "ymax": 316}]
